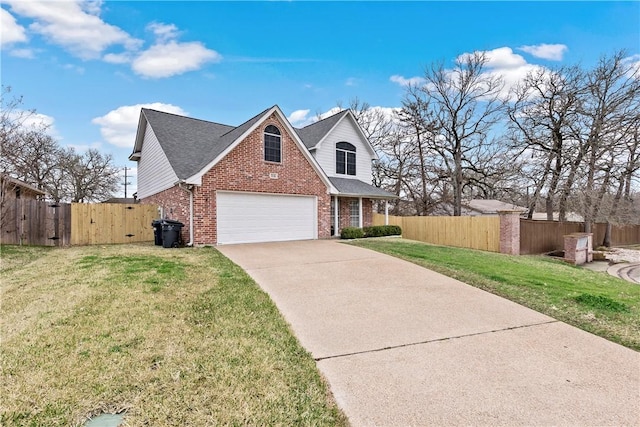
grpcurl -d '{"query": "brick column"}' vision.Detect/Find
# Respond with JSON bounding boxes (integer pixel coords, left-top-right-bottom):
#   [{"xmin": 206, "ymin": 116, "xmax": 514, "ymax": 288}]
[{"xmin": 498, "ymin": 210, "xmax": 521, "ymax": 255}]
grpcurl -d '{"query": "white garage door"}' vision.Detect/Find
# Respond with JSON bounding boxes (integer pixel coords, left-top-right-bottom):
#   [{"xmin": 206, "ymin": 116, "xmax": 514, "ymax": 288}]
[{"xmin": 217, "ymin": 191, "xmax": 317, "ymax": 244}]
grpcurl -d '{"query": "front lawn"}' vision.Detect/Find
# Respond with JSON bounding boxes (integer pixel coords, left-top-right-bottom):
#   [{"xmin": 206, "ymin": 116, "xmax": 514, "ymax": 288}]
[
  {"xmin": 1, "ymin": 244, "xmax": 346, "ymax": 426},
  {"xmin": 348, "ymin": 239, "xmax": 640, "ymax": 351}
]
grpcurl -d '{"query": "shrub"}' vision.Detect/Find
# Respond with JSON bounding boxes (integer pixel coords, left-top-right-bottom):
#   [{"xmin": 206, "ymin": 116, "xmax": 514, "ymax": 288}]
[
  {"xmin": 363, "ymin": 225, "xmax": 402, "ymax": 237},
  {"xmin": 341, "ymin": 227, "xmax": 365, "ymax": 239}
]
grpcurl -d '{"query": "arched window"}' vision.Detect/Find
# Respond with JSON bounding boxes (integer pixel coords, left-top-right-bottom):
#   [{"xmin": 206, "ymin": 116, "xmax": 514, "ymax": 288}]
[
  {"xmin": 336, "ymin": 142, "xmax": 356, "ymax": 175},
  {"xmin": 264, "ymin": 125, "xmax": 281, "ymax": 163}
]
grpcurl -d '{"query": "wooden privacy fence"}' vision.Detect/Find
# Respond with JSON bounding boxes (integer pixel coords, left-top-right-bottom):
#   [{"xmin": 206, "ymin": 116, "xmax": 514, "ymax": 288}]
[
  {"xmin": 373, "ymin": 213, "xmax": 501, "ymax": 252},
  {"xmin": 71, "ymin": 203, "xmax": 158, "ymax": 245},
  {"xmin": 1, "ymin": 199, "xmax": 71, "ymax": 246},
  {"xmin": 1, "ymin": 201, "xmax": 159, "ymax": 246},
  {"xmin": 520, "ymin": 220, "xmax": 640, "ymax": 254}
]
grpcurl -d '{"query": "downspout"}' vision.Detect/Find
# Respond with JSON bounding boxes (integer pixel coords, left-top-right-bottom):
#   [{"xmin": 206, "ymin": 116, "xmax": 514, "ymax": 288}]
[{"xmin": 177, "ymin": 181, "xmax": 194, "ymax": 247}]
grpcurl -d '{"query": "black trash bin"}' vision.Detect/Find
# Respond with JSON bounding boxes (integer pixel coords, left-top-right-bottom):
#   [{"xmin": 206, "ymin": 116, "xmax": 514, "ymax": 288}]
[
  {"xmin": 161, "ymin": 219, "xmax": 184, "ymax": 248},
  {"xmin": 152, "ymin": 220, "xmax": 163, "ymax": 246}
]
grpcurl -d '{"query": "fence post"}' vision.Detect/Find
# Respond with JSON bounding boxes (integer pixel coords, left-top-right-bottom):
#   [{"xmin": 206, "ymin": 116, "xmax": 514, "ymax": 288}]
[{"xmin": 498, "ymin": 210, "xmax": 521, "ymax": 255}]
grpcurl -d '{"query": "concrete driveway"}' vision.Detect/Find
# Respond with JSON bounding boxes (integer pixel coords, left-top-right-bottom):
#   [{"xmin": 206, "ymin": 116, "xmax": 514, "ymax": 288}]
[{"xmin": 218, "ymin": 240, "xmax": 640, "ymax": 426}]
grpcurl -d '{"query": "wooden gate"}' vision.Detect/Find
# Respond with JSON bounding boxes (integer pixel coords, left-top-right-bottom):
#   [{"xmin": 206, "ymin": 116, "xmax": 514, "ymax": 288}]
[
  {"xmin": 71, "ymin": 203, "xmax": 159, "ymax": 245},
  {"xmin": 1, "ymin": 199, "xmax": 71, "ymax": 246}
]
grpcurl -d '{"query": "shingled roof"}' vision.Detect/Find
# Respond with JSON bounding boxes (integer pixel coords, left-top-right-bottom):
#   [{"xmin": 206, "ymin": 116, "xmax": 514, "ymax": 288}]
[
  {"xmin": 296, "ymin": 109, "xmax": 350, "ymax": 149},
  {"xmin": 329, "ymin": 177, "xmax": 396, "ymax": 199},
  {"xmin": 141, "ymin": 107, "xmax": 270, "ymax": 179}
]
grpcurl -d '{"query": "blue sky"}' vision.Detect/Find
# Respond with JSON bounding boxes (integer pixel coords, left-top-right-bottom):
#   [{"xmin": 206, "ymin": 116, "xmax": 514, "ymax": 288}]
[{"xmin": 2, "ymin": 1, "xmax": 639, "ymax": 197}]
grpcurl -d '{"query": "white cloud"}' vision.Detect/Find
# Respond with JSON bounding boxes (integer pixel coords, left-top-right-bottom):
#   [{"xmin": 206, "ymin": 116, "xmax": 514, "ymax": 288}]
[
  {"xmin": 16, "ymin": 110, "xmax": 55, "ymax": 129},
  {"xmin": 287, "ymin": 107, "xmax": 341, "ymax": 127},
  {"xmin": 345, "ymin": 77, "xmax": 358, "ymax": 86},
  {"xmin": 103, "ymin": 52, "xmax": 133, "ymax": 64},
  {"xmin": 5, "ymin": 0, "xmax": 141, "ymax": 59},
  {"xmin": 5, "ymin": 2, "xmax": 222, "ymax": 79},
  {"xmin": 390, "ymin": 74, "xmax": 425, "ymax": 87},
  {"xmin": 9, "ymin": 48, "xmax": 34, "ymax": 58},
  {"xmin": 317, "ymin": 107, "xmax": 343, "ymax": 120},
  {"xmin": 92, "ymin": 103, "xmax": 187, "ymax": 147},
  {"xmin": 132, "ymin": 41, "xmax": 221, "ymax": 78},
  {"xmin": 147, "ymin": 22, "xmax": 180, "ymax": 43},
  {"xmin": 287, "ymin": 109, "xmax": 311, "ymax": 126},
  {"xmin": 518, "ymin": 43, "xmax": 568, "ymax": 61},
  {"xmin": 1, "ymin": 7, "xmax": 27, "ymax": 46},
  {"xmin": 458, "ymin": 47, "xmax": 545, "ymax": 100},
  {"xmin": 474, "ymin": 46, "xmax": 527, "ymax": 69},
  {"xmin": 8, "ymin": 110, "xmax": 59, "ymax": 138}
]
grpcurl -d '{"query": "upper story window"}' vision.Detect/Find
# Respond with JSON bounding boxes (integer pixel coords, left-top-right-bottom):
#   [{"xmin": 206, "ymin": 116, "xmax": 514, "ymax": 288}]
[
  {"xmin": 264, "ymin": 125, "xmax": 281, "ymax": 163},
  {"xmin": 336, "ymin": 142, "xmax": 356, "ymax": 176}
]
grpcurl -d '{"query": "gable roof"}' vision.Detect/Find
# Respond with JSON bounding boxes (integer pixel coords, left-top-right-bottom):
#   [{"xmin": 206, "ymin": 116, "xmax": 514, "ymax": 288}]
[
  {"xmin": 296, "ymin": 110, "xmax": 349, "ymax": 149},
  {"xmin": 296, "ymin": 109, "xmax": 377, "ymax": 159}
]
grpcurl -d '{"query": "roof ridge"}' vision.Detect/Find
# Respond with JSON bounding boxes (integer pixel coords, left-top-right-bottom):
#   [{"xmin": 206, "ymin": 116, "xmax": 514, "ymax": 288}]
[
  {"xmin": 298, "ymin": 108, "xmax": 348, "ymax": 130},
  {"xmin": 218, "ymin": 105, "xmax": 275, "ymax": 138},
  {"xmin": 142, "ymin": 108, "xmax": 234, "ymax": 128}
]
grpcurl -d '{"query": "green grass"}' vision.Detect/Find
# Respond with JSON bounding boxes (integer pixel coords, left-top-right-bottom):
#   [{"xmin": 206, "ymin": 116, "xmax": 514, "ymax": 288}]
[
  {"xmin": 1, "ymin": 244, "xmax": 346, "ymax": 426},
  {"xmin": 348, "ymin": 239, "xmax": 640, "ymax": 351}
]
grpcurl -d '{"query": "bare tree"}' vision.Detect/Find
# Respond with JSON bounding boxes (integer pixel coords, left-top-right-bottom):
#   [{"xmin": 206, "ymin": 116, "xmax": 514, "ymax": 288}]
[
  {"xmin": 575, "ymin": 51, "xmax": 640, "ymax": 232},
  {"xmin": 2, "ymin": 87, "xmax": 121, "ymax": 203},
  {"xmin": 404, "ymin": 52, "xmax": 507, "ymax": 215},
  {"xmin": 507, "ymin": 65, "xmax": 584, "ymax": 219},
  {"xmin": 59, "ymin": 148, "xmax": 120, "ymax": 203}
]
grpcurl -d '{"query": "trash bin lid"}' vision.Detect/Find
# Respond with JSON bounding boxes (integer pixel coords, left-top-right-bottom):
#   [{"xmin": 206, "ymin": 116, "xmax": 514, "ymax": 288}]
[{"xmin": 162, "ymin": 219, "xmax": 184, "ymax": 226}]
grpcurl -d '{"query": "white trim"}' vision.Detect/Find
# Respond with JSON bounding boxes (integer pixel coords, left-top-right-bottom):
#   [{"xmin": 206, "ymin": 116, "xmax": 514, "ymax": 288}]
[
  {"xmin": 186, "ymin": 106, "xmax": 338, "ymax": 194},
  {"xmin": 358, "ymin": 197, "xmax": 363, "ymax": 228},
  {"xmin": 130, "ymin": 109, "xmax": 150, "ymax": 159},
  {"xmin": 333, "ymin": 195, "xmax": 339, "ymax": 236},
  {"xmin": 385, "ymin": 200, "xmax": 389, "ymax": 225}
]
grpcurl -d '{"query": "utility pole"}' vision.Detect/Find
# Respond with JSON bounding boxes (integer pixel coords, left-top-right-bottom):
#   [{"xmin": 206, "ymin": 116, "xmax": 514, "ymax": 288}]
[{"xmin": 123, "ymin": 167, "xmax": 131, "ymax": 198}]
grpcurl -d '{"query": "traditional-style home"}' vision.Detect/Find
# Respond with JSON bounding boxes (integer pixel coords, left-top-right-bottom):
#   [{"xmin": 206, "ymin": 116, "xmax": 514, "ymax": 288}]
[{"xmin": 130, "ymin": 106, "xmax": 395, "ymax": 245}]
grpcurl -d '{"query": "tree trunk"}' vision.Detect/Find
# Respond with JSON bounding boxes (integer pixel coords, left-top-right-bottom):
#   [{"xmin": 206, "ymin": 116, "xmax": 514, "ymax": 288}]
[{"xmin": 602, "ymin": 221, "xmax": 612, "ymax": 247}]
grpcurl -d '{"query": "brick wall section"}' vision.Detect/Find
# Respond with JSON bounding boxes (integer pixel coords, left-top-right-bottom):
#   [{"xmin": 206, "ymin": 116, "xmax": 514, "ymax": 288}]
[
  {"xmin": 498, "ymin": 210, "xmax": 521, "ymax": 255},
  {"xmin": 140, "ymin": 185, "xmax": 191, "ymax": 243},
  {"xmin": 363, "ymin": 199, "xmax": 373, "ymax": 228}
]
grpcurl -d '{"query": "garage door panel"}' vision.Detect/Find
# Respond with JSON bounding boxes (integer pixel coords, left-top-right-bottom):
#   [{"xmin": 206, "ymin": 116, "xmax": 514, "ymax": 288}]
[{"xmin": 217, "ymin": 192, "xmax": 316, "ymax": 244}]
